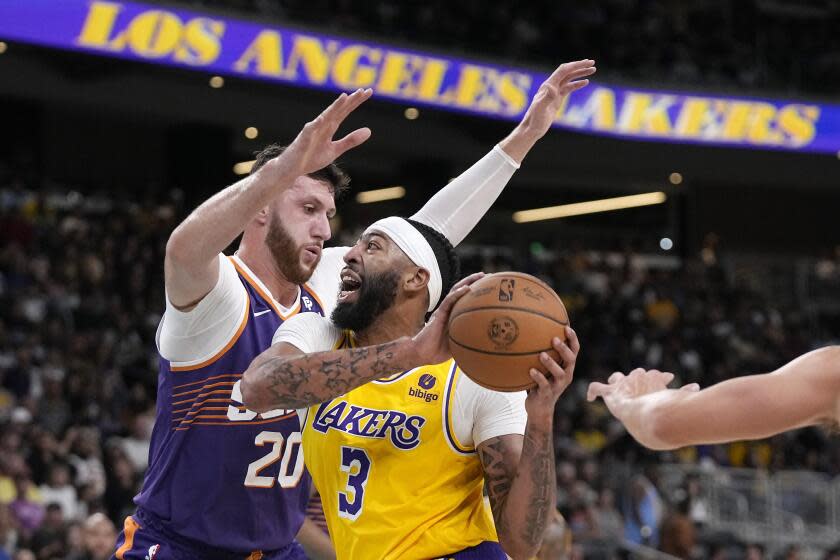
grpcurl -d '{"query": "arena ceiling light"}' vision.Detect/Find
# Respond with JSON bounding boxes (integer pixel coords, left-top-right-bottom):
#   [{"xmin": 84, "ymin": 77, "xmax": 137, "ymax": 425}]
[
  {"xmin": 233, "ymin": 160, "xmax": 255, "ymax": 175},
  {"xmin": 355, "ymin": 186, "xmax": 406, "ymax": 204},
  {"xmin": 512, "ymin": 191, "xmax": 667, "ymax": 223}
]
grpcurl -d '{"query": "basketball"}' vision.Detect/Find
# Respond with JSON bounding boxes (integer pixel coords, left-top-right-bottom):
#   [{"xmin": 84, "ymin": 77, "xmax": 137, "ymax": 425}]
[{"xmin": 447, "ymin": 272, "xmax": 569, "ymax": 392}]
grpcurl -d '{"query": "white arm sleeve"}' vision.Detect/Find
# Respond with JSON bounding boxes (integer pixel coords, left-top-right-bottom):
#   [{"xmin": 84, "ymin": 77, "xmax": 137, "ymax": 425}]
[
  {"xmin": 157, "ymin": 254, "xmax": 248, "ymax": 364},
  {"xmin": 271, "ymin": 312, "xmax": 342, "ymax": 354},
  {"xmin": 452, "ymin": 373, "xmax": 528, "ymax": 448},
  {"xmin": 410, "ymin": 145, "xmax": 519, "ymax": 247},
  {"xmin": 305, "ymin": 246, "xmax": 349, "ymax": 317}
]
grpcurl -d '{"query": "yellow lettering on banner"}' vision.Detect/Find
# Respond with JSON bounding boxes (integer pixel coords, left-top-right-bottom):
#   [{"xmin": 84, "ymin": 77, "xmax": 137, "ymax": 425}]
[
  {"xmin": 332, "ymin": 45, "xmax": 381, "ymax": 88},
  {"xmin": 449, "ymin": 65, "xmax": 490, "ymax": 108},
  {"xmin": 285, "ymin": 36, "xmax": 334, "ymax": 83},
  {"xmin": 416, "ymin": 59, "xmax": 450, "ymax": 102},
  {"xmin": 721, "ymin": 101, "xmax": 752, "ymax": 141},
  {"xmin": 377, "ymin": 52, "xmax": 423, "ymax": 97},
  {"xmin": 558, "ymin": 87, "xmax": 616, "ymax": 129},
  {"xmin": 234, "ymin": 30, "xmax": 283, "ymax": 76},
  {"xmin": 674, "ymin": 98, "xmax": 709, "ymax": 137},
  {"xmin": 126, "ymin": 10, "xmax": 181, "ymax": 58},
  {"xmin": 618, "ymin": 93, "xmax": 674, "ymax": 135},
  {"xmin": 778, "ymin": 104, "xmax": 819, "ymax": 146},
  {"xmin": 497, "ymin": 73, "xmax": 531, "ymax": 115},
  {"xmin": 174, "ymin": 18, "xmax": 225, "ymax": 65},
  {"xmin": 747, "ymin": 103, "xmax": 783, "ymax": 144},
  {"xmin": 77, "ymin": 1, "xmax": 125, "ymax": 48}
]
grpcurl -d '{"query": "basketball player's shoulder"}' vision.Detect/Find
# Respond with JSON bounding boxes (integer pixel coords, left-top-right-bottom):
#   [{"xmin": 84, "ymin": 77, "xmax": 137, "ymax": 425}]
[
  {"xmin": 451, "ymin": 368, "xmax": 527, "ymax": 447},
  {"xmin": 272, "ymin": 312, "xmax": 342, "ymax": 353}
]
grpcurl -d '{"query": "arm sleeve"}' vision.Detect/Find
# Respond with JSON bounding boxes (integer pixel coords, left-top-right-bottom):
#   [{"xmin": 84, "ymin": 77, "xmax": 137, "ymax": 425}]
[
  {"xmin": 305, "ymin": 246, "xmax": 349, "ymax": 317},
  {"xmin": 410, "ymin": 145, "xmax": 520, "ymax": 247},
  {"xmin": 452, "ymin": 373, "xmax": 528, "ymax": 447},
  {"xmin": 157, "ymin": 254, "xmax": 248, "ymax": 364},
  {"xmin": 271, "ymin": 312, "xmax": 342, "ymax": 354}
]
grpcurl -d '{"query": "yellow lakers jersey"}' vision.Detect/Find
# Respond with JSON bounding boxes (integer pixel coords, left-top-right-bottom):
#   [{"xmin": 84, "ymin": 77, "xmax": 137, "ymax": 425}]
[{"xmin": 300, "ymin": 332, "xmax": 498, "ymax": 560}]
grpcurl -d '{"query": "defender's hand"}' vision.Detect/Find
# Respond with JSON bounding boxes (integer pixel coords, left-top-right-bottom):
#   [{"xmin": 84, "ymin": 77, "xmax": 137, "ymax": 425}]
[
  {"xmin": 519, "ymin": 59, "xmax": 596, "ymax": 138},
  {"xmin": 273, "ymin": 88, "xmax": 373, "ymax": 177},
  {"xmin": 587, "ymin": 368, "xmax": 699, "ymax": 418}
]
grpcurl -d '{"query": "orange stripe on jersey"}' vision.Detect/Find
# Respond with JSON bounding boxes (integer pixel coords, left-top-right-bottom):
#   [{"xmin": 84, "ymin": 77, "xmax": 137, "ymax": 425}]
[
  {"xmin": 115, "ymin": 516, "xmax": 141, "ymax": 559},
  {"xmin": 172, "ymin": 398, "xmax": 232, "ymax": 414},
  {"xmin": 173, "ymin": 413, "xmax": 296, "ymax": 430},
  {"xmin": 303, "ymin": 282, "xmax": 326, "ymax": 311},
  {"xmin": 172, "ymin": 372, "xmax": 242, "ymax": 390},
  {"xmin": 172, "ymin": 380, "xmax": 238, "ymax": 398},
  {"xmin": 170, "ymin": 298, "xmax": 250, "ymax": 372},
  {"xmin": 230, "ymin": 257, "xmax": 301, "ymax": 320},
  {"xmin": 172, "ymin": 389, "xmax": 232, "ymax": 406}
]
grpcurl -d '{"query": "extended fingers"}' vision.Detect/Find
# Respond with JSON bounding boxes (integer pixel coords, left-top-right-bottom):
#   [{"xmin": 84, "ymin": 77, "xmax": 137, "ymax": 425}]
[
  {"xmin": 332, "ymin": 127, "xmax": 372, "ymax": 156},
  {"xmin": 529, "ymin": 368, "xmax": 551, "ymax": 392},
  {"xmin": 587, "ymin": 381, "xmax": 612, "ymax": 401},
  {"xmin": 551, "ymin": 337, "xmax": 576, "ymax": 371},
  {"xmin": 548, "ymin": 59, "xmax": 595, "ymax": 84}
]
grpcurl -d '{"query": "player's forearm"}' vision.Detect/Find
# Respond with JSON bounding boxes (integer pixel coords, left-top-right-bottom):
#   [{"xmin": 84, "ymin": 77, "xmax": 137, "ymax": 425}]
[
  {"xmin": 166, "ymin": 157, "xmax": 298, "ymax": 269},
  {"xmin": 498, "ymin": 122, "xmax": 544, "ymax": 165},
  {"xmin": 242, "ymin": 337, "xmax": 422, "ymax": 411},
  {"xmin": 497, "ymin": 422, "xmax": 556, "ymax": 559}
]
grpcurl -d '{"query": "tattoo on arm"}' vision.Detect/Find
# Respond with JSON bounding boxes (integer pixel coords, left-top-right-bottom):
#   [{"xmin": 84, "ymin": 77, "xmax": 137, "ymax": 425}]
[
  {"xmin": 478, "ymin": 438, "xmax": 514, "ymax": 536},
  {"xmin": 519, "ymin": 428, "xmax": 554, "ymax": 546},
  {"xmin": 479, "ymin": 429, "xmax": 556, "ymax": 554},
  {"xmin": 253, "ymin": 341, "xmax": 404, "ymax": 409}
]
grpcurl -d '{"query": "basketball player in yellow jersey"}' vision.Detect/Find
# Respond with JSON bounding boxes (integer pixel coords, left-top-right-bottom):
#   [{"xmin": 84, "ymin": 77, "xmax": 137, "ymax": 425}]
[
  {"xmin": 245, "ymin": 225, "xmax": 579, "ymax": 559},
  {"xmin": 586, "ymin": 346, "xmax": 840, "ymax": 449}
]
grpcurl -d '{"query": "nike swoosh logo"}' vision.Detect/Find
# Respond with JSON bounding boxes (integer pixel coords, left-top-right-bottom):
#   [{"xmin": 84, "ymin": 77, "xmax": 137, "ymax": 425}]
[{"xmin": 253, "ymin": 309, "xmax": 272, "ymax": 317}]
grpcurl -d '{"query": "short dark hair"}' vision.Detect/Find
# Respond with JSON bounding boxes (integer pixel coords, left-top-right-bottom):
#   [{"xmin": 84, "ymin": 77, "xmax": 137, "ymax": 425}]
[
  {"xmin": 251, "ymin": 143, "xmax": 351, "ymax": 196},
  {"xmin": 406, "ymin": 218, "xmax": 460, "ymax": 312}
]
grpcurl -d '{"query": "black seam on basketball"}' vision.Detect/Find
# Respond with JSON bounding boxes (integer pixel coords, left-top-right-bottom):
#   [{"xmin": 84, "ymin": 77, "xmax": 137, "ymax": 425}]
[
  {"xmin": 449, "ymin": 305, "xmax": 569, "ymax": 327},
  {"xmin": 448, "ymin": 337, "xmax": 556, "ymax": 356}
]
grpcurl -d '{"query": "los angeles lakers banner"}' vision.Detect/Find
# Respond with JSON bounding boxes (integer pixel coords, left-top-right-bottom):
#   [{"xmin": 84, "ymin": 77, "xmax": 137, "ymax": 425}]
[{"xmin": 2, "ymin": 0, "xmax": 839, "ymax": 153}]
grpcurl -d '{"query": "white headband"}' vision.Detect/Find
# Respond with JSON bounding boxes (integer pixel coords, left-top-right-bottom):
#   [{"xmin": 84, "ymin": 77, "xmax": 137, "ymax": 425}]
[{"xmin": 363, "ymin": 216, "xmax": 442, "ymax": 312}]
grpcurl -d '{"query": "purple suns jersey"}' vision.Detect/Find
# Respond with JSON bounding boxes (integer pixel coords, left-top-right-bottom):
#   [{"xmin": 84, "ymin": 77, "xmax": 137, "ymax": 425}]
[{"xmin": 135, "ymin": 258, "xmax": 327, "ymax": 553}]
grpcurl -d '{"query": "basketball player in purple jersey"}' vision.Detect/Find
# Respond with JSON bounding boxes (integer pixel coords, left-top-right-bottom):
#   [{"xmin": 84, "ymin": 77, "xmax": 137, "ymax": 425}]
[{"xmin": 113, "ymin": 69, "xmax": 582, "ymax": 558}]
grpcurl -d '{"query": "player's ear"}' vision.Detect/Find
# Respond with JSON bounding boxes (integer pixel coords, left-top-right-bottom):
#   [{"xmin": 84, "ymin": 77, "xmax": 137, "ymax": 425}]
[
  {"xmin": 255, "ymin": 206, "xmax": 270, "ymax": 226},
  {"xmin": 404, "ymin": 267, "xmax": 430, "ymax": 296}
]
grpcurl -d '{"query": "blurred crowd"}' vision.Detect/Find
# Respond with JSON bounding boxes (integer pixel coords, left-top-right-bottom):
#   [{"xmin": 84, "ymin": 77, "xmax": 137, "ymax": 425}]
[
  {"xmin": 157, "ymin": 0, "xmax": 840, "ymax": 95},
  {"xmin": 0, "ymin": 166, "xmax": 839, "ymax": 560}
]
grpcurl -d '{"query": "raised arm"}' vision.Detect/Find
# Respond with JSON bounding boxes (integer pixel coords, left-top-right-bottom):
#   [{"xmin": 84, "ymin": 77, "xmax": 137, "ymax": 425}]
[
  {"xmin": 241, "ymin": 274, "xmax": 482, "ymax": 411},
  {"xmin": 164, "ymin": 89, "xmax": 372, "ymax": 308},
  {"xmin": 412, "ymin": 59, "xmax": 595, "ymax": 246},
  {"xmin": 479, "ymin": 329, "xmax": 579, "ymax": 560},
  {"xmin": 587, "ymin": 346, "xmax": 840, "ymax": 450}
]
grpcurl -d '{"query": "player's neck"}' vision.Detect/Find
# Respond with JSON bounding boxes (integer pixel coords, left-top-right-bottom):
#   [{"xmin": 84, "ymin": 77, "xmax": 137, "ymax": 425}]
[
  {"xmin": 237, "ymin": 243, "xmax": 300, "ymax": 308},
  {"xmin": 355, "ymin": 309, "xmax": 424, "ymax": 348}
]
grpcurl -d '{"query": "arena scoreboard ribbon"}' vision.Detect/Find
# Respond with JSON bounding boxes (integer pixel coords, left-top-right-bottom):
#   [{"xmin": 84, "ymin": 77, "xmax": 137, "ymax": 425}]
[{"xmin": 2, "ymin": 0, "xmax": 839, "ymax": 154}]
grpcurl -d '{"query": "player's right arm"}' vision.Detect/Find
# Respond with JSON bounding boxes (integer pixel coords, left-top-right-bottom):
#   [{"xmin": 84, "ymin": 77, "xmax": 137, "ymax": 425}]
[
  {"xmin": 164, "ymin": 89, "xmax": 373, "ymax": 309},
  {"xmin": 241, "ymin": 274, "xmax": 483, "ymax": 411},
  {"xmin": 587, "ymin": 346, "xmax": 840, "ymax": 450}
]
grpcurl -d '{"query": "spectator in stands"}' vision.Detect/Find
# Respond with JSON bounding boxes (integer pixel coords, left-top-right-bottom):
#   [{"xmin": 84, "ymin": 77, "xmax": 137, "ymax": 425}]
[
  {"xmin": 29, "ymin": 503, "xmax": 65, "ymax": 560},
  {"xmin": 67, "ymin": 513, "xmax": 116, "ymax": 560},
  {"xmin": 746, "ymin": 543, "xmax": 767, "ymax": 560},
  {"xmin": 37, "ymin": 463, "xmax": 80, "ymax": 521},
  {"xmin": 592, "ymin": 488, "xmax": 623, "ymax": 542},
  {"xmin": 9, "ymin": 475, "xmax": 43, "ymax": 541},
  {"xmin": 659, "ymin": 498, "xmax": 696, "ymax": 558}
]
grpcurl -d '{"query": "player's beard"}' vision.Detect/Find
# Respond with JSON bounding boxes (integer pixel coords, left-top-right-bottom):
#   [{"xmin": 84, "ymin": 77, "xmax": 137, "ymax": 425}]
[
  {"xmin": 331, "ymin": 269, "xmax": 400, "ymax": 333},
  {"xmin": 265, "ymin": 217, "xmax": 318, "ymax": 285}
]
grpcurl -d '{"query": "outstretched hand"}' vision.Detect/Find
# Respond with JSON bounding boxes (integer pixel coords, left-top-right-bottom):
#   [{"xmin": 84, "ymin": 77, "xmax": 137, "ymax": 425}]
[
  {"xmin": 278, "ymin": 88, "xmax": 373, "ymax": 177},
  {"xmin": 410, "ymin": 272, "xmax": 486, "ymax": 365},
  {"xmin": 587, "ymin": 368, "xmax": 700, "ymax": 418},
  {"xmin": 520, "ymin": 59, "xmax": 596, "ymax": 138}
]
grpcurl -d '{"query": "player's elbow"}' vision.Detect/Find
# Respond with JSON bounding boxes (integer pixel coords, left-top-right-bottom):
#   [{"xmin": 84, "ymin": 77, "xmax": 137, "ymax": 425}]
[{"xmin": 240, "ymin": 367, "xmax": 273, "ymax": 413}]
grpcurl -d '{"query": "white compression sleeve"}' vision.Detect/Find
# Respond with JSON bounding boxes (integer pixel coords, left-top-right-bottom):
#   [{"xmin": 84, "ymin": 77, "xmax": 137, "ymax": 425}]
[{"xmin": 410, "ymin": 145, "xmax": 519, "ymax": 247}]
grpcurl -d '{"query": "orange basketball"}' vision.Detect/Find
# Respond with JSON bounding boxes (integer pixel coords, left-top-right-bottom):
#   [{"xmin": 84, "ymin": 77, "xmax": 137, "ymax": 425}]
[{"xmin": 447, "ymin": 272, "xmax": 569, "ymax": 392}]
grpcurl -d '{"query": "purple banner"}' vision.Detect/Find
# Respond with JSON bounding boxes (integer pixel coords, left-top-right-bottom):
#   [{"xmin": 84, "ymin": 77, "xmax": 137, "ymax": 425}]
[{"xmin": 1, "ymin": 0, "xmax": 838, "ymax": 153}]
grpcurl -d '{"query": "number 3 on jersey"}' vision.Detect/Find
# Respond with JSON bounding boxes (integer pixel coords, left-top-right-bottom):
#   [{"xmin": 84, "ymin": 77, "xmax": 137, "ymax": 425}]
[{"xmin": 338, "ymin": 446, "xmax": 371, "ymax": 521}]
